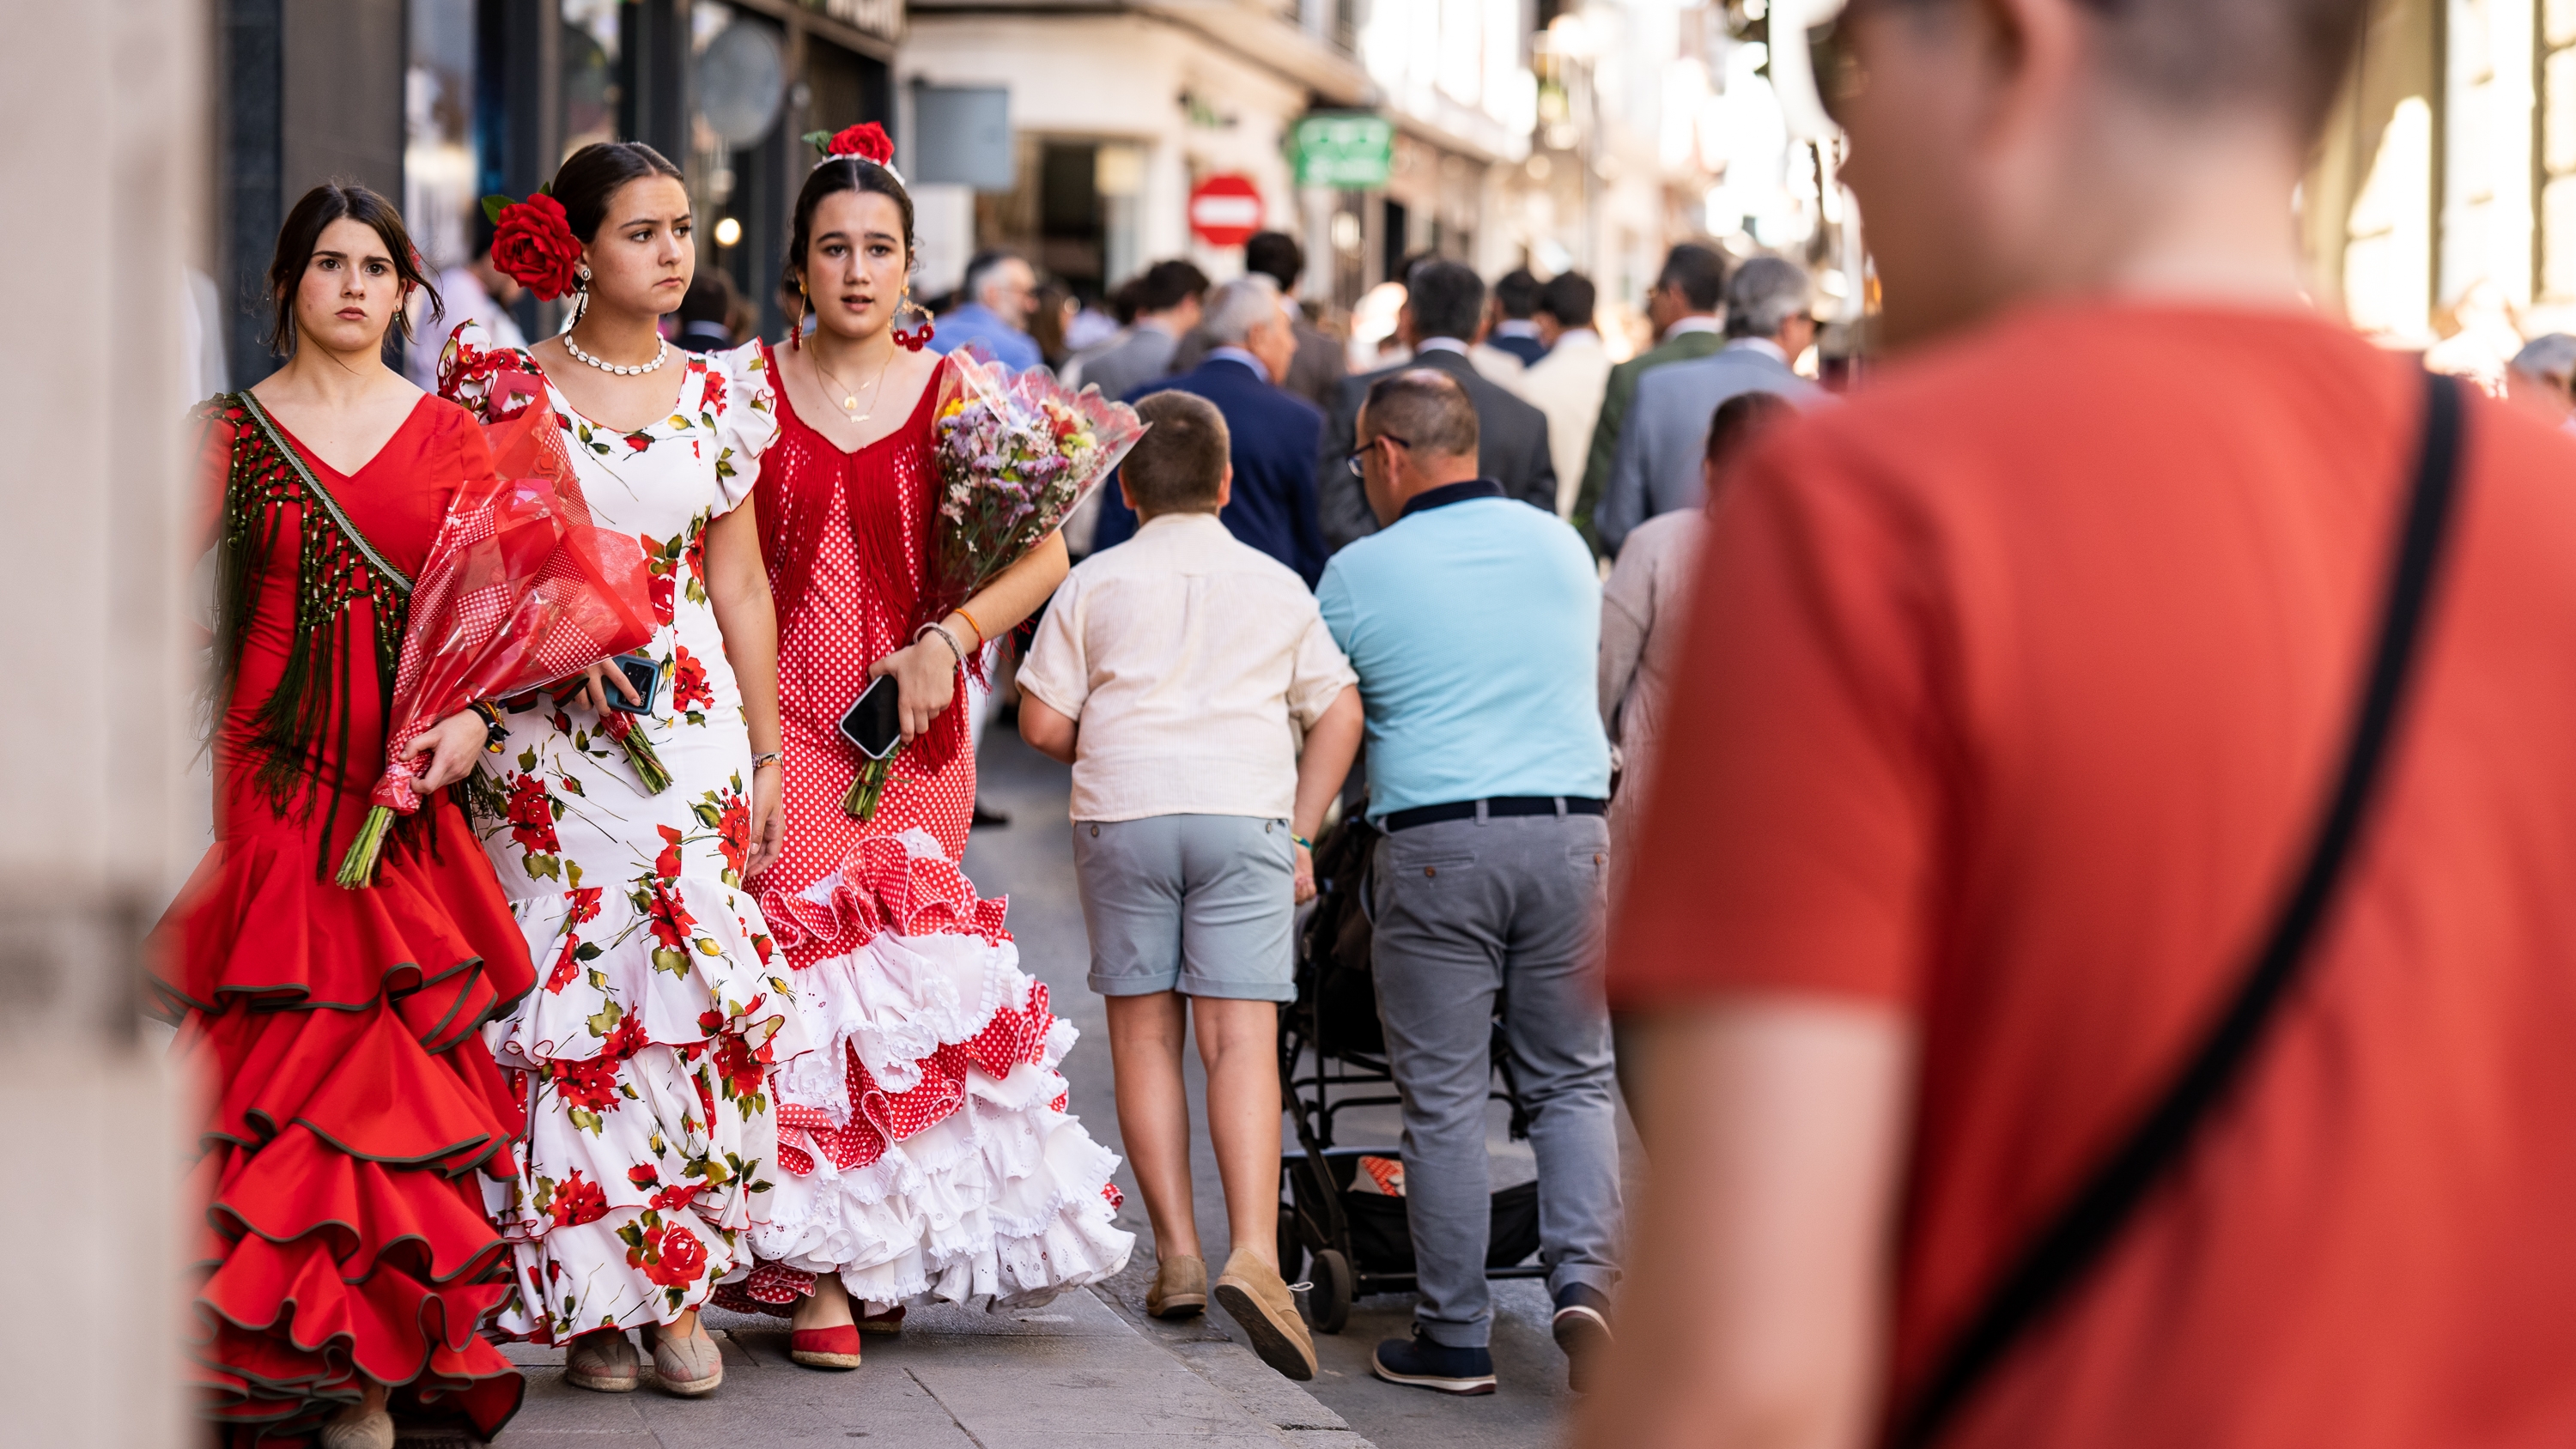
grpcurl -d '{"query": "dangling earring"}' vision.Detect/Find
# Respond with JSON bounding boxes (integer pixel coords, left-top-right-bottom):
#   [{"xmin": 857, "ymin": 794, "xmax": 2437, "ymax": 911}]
[
  {"xmin": 790, "ymin": 283, "xmax": 807, "ymax": 352},
  {"xmin": 565, "ymin": 266, "xmax": 592, "ymax": 333},
  {"xmin": 891, "ymin": 289, "xmax": 933, "ymax": 352}
]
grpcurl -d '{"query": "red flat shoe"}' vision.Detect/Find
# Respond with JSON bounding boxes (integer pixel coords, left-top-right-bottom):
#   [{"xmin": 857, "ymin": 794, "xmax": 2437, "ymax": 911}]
[
  {"xmin": 858, "ymin": 1306, "xmax": 906, "ymax": 1337},
  {"xmin": 791, "ymin": 1323, "xmax": 863, "ymax": 1370}
]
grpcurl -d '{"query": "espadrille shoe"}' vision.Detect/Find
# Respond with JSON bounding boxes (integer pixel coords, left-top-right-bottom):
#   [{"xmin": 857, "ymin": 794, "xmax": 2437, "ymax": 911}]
[
  {"xmin": 564, "ymin": 1329, "xmax": 640, "ymax": 1392},
  {"xmin": 646, "ymin": 1320, "xmax": 725, "ymax": 1397}
]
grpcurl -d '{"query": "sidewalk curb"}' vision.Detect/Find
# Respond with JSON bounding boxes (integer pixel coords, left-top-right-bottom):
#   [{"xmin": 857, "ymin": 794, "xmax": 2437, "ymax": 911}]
[{"xmin": 1088, "ymin": 1283, "xmax": 1382, "ymax": 1449}]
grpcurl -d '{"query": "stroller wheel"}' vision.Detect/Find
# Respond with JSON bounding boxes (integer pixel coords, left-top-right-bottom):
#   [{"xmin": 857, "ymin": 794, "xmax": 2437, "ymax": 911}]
[
  {"xmin": 1307, "ymin": 1248, "xmax": 1354, "ymax": 1335},
  {"xmin": 1277, "ymin": 1213, "xmax": 1304, "ymax": 1283}
]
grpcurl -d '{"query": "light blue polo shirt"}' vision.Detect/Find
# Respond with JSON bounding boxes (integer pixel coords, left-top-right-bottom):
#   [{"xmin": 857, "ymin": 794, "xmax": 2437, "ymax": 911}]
[{"xmin": 1316, "ymin": 484, "xmax": 1613, "ymax": 821}]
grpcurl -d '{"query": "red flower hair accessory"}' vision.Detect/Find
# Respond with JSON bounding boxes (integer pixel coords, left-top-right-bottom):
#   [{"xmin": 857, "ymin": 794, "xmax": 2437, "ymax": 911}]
[
  {"xmin": 480, "ymin": 189, "xmax": 584, "ymax": 302},
  {"xmin": 803, "ymin": 124, "xmax": 905, "ymax": 185}
]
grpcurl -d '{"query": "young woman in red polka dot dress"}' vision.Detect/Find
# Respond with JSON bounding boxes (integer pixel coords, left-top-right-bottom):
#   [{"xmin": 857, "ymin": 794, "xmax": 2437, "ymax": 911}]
[{"xmin": 723, "ymin": 127, "xmax": 1133, "ymax": 1368}]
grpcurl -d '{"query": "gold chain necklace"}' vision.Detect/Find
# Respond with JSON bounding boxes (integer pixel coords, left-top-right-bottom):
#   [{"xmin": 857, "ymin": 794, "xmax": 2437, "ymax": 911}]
[{"xmin": 811, "ymin": 337, "xmax": 896, "ymax": 423}]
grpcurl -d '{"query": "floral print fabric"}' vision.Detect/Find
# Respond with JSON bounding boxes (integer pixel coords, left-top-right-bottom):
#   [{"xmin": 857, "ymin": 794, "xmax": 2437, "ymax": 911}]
[{"xmin": 440, "ymin": 324, "xmax": 810, "ymax": 1340}]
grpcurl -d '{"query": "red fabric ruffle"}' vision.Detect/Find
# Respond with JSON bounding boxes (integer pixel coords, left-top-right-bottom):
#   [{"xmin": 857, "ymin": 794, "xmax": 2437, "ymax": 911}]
[
  {"xmin": 155, "ymin": 799, "xmax": 533, "ymax": 1022},
  {"xmin": 775, "ymin": 979, "xmax": 1054, "ymax": 1176},
  {"xmin": 760, "ymin": 829, "xmax": 1012, "ymax": 969},
  {"xmin": 158, "ymin": 800, "xmax": 533, "ymax": 1446}
]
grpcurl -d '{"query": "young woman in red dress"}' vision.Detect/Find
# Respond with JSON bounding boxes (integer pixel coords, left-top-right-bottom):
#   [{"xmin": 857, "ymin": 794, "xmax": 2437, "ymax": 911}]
[
  {"xmin": 158, "ymin": 185, "xmax": 533, "ymax": 1448},
  {"xmin": 722, "ymin": 132, "xmax": 1132, "ymax": 1368}
]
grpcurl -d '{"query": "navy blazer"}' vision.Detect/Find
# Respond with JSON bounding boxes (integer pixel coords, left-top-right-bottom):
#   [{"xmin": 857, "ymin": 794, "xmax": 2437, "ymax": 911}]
[{"xmin": 1091, "ymin": 357, "xmax": 1330, "ymax": 587}]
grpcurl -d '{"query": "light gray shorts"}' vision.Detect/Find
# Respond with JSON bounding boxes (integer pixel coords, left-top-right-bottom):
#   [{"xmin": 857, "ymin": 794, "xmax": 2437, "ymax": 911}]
[{"xmin": 1071, "ymin": 813, "xmax": 1297, "ymax": 1002}]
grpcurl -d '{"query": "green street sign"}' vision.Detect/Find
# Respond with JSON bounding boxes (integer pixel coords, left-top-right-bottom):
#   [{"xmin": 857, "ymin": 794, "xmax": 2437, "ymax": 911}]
[{"xmin": 1292, "ymin": 113, "xmax": 1394, "ymax": 189}]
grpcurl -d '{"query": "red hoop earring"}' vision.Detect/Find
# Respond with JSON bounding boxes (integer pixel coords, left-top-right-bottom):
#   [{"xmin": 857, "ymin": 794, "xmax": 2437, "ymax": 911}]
[
  {"xmin": 789, "ymin": 285, "xmax": 807, "ymax": 352},
  {"xmin": 891, "ymin": 294, "xmax": 934, "ymax": 352}
]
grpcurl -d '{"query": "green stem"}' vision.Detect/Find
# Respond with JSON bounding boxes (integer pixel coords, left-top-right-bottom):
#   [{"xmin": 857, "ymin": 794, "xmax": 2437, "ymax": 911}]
[{"xmin": 335, "ymin": 804, "xmax": 395, "ymax": 889}]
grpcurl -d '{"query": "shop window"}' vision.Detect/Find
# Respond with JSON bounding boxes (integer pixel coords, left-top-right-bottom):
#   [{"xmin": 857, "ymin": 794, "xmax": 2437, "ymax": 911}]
[
  {"xmin": 2542, "ymin": 0, "xmax": 2576, "ymax": 299},
  {"xmin": 562, "ymin": 0, "xmax": 623, "ymax": 160},
  {"xmin": 406, "ymin": 0, "xmax": 480, "ymax": 274}
]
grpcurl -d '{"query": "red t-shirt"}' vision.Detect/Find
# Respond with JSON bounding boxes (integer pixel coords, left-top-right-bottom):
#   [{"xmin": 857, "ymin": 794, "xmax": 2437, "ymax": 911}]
[{"xmin": 1613, "ymin": 303, "xmax": 2576, "ymax": 1447}]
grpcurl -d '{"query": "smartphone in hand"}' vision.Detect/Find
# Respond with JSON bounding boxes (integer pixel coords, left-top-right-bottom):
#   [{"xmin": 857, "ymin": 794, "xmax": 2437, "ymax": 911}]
[
  {"xmin": 608, "ymin": 652, "xmax": 660, "ymax": 716},
  {"xmin": 838, "ymin": 674, "xmax": 902, "ymax": 760}
]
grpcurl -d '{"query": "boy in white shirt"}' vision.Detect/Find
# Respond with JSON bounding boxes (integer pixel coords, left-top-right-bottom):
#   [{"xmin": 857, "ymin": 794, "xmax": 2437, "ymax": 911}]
[{"xmin": 1018, "ymin": 390, "xmax": 1363, "ymax": 1382}]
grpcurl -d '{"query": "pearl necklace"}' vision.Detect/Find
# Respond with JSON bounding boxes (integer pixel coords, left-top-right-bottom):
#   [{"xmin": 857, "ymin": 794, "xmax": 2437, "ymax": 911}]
[{"xmin": 562, "ymin": 328, "xmax": 670, "ymax": 377}]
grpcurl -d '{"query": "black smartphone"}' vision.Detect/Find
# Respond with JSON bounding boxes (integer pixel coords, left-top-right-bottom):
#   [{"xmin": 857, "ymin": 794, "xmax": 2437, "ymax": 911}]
[
  {"xmin": 608, "ymin": 652, "xmax": 660, "ymax": 716},
  {"xmin": 838, "ymin": 674, "xmax": 902, "ymax": 760}
]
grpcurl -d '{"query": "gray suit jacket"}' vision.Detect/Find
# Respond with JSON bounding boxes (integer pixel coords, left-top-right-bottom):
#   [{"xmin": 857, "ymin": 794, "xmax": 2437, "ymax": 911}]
[
  {"xmin": 1065, "ymin": 324, "xmax": 1181, "ymax": 401},
  {"xmin": 1598, "ymin": 343, "xmax": 1824, "ymax": 556},
  {"xmin": 1316, "ymin": 345, "xmax": 1556, "ymax": 553}
]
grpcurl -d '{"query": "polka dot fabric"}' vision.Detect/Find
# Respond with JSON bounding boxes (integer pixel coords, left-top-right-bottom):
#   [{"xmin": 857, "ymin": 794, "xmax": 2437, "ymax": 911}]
[{"xmin": 738, "ymin": 352, "xmax": 1133, "ymax": 1312}]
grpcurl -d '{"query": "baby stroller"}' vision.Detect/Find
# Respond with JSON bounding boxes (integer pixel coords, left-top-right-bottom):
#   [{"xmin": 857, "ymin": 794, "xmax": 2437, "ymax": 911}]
[{"xmin": 1276, "ymin": 814, "xmax": 1546, "ymax": 1332}]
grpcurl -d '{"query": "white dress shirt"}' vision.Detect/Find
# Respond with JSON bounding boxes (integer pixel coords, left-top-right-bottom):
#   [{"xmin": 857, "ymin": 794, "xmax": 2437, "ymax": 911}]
[{"xmin": 1019, "ymin": 512, "xmax": 1356, "ymax": 822}]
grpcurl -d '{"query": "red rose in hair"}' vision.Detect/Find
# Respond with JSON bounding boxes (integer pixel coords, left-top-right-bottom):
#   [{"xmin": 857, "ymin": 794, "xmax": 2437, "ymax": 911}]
[
  {"xmin": 489, "ymin": 192, "xmax": 583, "ymax": 302},
  {"xmin": 829, "ymin": 123, "xmax": 895, "ymax": 165}
]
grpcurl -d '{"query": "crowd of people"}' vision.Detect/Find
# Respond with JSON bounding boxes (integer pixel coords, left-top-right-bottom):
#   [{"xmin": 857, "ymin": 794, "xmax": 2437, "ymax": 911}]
[{"xmin": 167, "ymin": 0, "xmax": 2576, "ymax": 1443}]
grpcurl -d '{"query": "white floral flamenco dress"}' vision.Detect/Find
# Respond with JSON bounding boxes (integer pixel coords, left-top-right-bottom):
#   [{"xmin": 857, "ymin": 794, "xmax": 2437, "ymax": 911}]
[
  {"xmin": 440, "ymin": 324, "xmax": 811, "ymax": 1341},
  {"xmin": 714, "ymin": 351, "xmax": 1132, "ymax": 1319}
]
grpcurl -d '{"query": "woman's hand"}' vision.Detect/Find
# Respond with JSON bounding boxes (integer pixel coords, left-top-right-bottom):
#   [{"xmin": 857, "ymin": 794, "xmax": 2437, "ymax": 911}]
[
  {"xmin": 746, "ymin": 761, "xmax": 786, "ymax": 879},
  {"xmin": 870, "ymin": 637, "xmax": 961, "ymax": 743},
  {"xmin": 404, "ymin": 710, "xmax": 492, "ymax": 791},
  {"xmin": 1293, "ymin": 840, "xmax": 1318, "ymax": 905},
  {"xmin": 558, "ymin": 658, "xmax": 641, "ymax": 716}
]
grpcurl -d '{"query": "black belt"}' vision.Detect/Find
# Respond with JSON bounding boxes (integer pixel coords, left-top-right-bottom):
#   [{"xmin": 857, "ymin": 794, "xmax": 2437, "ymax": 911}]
[{"xmin": 1382, "ymin": 796, "xmax": 1608, "ymax": 832}]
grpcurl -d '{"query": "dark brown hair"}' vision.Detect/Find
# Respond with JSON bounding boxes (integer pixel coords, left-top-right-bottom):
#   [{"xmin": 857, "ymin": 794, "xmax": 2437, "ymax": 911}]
[
  {"xmin": 787, "ymin": 155, "xmax": 918, "ymax": 294},
  {"xmin": 264, "ymin": 182, "xmax": 438, "ymax": 355},
  {"xmin": 1123, "ymin": 391, "xmax": 1230, "ymax": 516},
  {"xmin": 1704, "ymin": 389, "xmax": 1795, "ymax": 465},
  {"xmin": 552, "ymin": 141, "xmax": 686, "ymax": 243}
]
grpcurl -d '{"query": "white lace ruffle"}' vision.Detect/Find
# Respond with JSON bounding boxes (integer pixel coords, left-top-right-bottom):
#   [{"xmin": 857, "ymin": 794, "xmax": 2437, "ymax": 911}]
[{"xmin": 750, "ymin": 918, "xmax": 1133, "ymax": 1308}]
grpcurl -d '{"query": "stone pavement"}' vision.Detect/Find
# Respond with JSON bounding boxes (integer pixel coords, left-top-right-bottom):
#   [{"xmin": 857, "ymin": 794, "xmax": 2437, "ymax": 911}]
[{"xmin": 481, "ymin": 1289, "xmax": 1372, "ymax": 1449}]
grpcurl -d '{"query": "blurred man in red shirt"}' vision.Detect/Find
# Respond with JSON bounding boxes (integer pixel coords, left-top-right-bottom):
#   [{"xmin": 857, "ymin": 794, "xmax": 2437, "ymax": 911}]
[{"xmin": 1584, "ymin": 2, "xmax": 2576, "ymax": 1447}]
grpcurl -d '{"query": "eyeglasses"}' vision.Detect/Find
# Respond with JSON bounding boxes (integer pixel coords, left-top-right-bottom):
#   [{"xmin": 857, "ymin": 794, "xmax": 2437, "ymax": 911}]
[{"xmin": 1346, "ymin": 433, "xmax": 1413, "ymax": 477}]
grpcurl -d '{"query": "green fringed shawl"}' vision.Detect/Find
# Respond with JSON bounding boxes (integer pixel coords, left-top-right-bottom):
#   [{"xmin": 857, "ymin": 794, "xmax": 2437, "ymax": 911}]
[{"xmin": 200, "ymin": 391, "xmax": 419, "ymax": 875}]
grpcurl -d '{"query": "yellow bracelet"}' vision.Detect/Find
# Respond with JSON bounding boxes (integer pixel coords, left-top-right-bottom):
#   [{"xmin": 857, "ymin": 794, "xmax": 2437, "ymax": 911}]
[{"xmin": 954, "ymin": 605, "xmax": 986, "ymax": 648}]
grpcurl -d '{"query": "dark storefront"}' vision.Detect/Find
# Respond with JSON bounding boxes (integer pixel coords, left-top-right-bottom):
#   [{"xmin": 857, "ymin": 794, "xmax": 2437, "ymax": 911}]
[{"xmin": 213, "ymin": 0, "xmax": 900, "ymax": 386}]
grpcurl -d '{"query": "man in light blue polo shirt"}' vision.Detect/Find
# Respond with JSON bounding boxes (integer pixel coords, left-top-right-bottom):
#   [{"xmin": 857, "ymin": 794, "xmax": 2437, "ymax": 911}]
[{"xmin": 1315, "ymin": 368, "xmax": 1620, "ymax": 1397}]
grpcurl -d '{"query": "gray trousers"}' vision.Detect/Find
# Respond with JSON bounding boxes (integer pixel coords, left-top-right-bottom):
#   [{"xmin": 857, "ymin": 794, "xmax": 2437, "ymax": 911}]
[{"xmin": 1369, "ymin": 808, "xmax": 1621, "ymax": 1347}]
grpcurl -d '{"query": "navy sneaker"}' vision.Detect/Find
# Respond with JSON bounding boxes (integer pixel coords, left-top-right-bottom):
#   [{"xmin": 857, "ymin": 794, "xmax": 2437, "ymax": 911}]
[
  {"xmin": 1370, "ymin": 1328, "xmax": 1498, "ymax": 1395},
  {"xmin": 1552, "ymin": 1282, "xmax": 1613, "ymax": 1391}
]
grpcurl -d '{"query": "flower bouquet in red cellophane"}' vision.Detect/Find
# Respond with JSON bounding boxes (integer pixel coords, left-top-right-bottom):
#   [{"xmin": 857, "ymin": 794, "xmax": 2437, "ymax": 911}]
[
  {"xmin": 337, "ymin": 386, "xmax": 659, "ymax": 886},
  {"xmin": 842, "ymin": 351, "xmax": 1147, "ymax": 819}
]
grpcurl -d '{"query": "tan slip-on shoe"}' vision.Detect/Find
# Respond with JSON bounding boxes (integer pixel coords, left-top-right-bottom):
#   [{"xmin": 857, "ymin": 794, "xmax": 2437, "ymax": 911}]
[
  {"xmin": 564, "ymin": 1328, "xmax": 641, "ymax": 1392},
  {"xmin": 1146, "ymin": 1253, "xmax": 1207, "ymax": 1319},
  {"xmin": 317, "ymin": 1404, "xmax": 394, "ymax": 1449},
  {"xmin": 1213, "ymin": 1248, "xmax": 1318, "ymax": 1381},
  {"xmin": 645, "ymin": 1320, "xmax": 726, "ymax": 1397}
]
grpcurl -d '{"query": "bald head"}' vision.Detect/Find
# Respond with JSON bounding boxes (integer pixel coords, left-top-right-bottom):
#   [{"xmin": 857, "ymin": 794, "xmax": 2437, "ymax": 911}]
[{"xmin": 1356, "ymin": 369, "xmax": 1481, "ymax": 525}]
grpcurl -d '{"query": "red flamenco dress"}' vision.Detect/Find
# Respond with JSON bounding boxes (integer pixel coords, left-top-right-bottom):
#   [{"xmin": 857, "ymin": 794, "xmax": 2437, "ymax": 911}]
[
  {"xmin": 155, "ymin": 394, "xmax": 534, "ymax": 1444},
  {"xmin": 720, "ymin": 351, "xmax": 1131, "ymax": 1316}
]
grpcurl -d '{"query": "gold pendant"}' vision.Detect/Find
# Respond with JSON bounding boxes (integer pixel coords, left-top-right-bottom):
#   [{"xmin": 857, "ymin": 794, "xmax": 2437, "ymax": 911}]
[{"xmin": 842, "ymin": 396, "xmax": 857, "ymax": 409}]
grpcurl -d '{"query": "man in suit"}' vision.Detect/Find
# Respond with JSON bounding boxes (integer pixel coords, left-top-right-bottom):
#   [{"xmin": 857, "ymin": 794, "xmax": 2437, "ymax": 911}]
[
  {"xmin": 1172, "ymin": 231, "xmax": 1347, "ymax": 409},
  {"xmin": 1507, "ymin": 271, "xmax": 1613, "ymax": 518},
  {"xmin": 1571, "ymin": 243, "xmax": 1730, "ymax": 543},
  {"xmin": 1485, "ymin": 268, "xmax": 1549, "ymax": 368},
  {"xmin": 1596, "ymin": 255, "xmax": 1826, "ymax": 556},
  {"xmin": 1317, "ymin": 260, "xmax": 1555, "ymax": 552},
  {"xmin": 1064, "ymin": 258, "xmax": 1207, "ymax": 400},
  {"xmin": 1091, "ymin": 275, "xmax": 1330, "ymax": 585}
]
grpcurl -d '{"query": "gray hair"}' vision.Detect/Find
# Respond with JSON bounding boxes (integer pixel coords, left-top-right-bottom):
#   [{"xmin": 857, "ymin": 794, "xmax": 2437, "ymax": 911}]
[
  {"xmin": 1724, "ymin": 255, "xmax": 1815, "ymax": 340},
  {"xmin": 1201, "ymin": 274, "xmax": 1284, "ymax": 347},
  {"xmin": 2512, "ymin": 333, "xmax": 2576, "ymax": 385}
]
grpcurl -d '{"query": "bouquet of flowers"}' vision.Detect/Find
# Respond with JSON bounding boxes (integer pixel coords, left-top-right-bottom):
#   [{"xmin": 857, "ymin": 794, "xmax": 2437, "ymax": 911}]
[
  {"xmin": 336, "ymin": 396, "xmax": 659, "ymax": 886},
  {"xmin": 843, "ymin": 353, "xmax": 1147, "ymax": 818}
]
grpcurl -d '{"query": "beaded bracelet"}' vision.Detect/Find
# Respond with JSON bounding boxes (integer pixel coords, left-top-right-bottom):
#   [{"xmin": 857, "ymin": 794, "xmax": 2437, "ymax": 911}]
[
  {"xmin": 468, "ymin": 700, "xmax": 508, "ymax": 753},
  {"xmin": 915, "ymin": 621, "xmax": 968, "ymax": 670}
]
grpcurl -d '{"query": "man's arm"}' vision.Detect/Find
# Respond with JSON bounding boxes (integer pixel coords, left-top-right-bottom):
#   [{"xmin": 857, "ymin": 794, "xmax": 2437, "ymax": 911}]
[
  {"xmin": 1595, "ymin": 393, "xmax": 1656, "ymax": 558},
  {"xmin": 1520, "ymin": 411, "xmax": 1558, "ymax": 515},
  {"xmin": 1576, "ymin": 997, "xmax": 1913, "ymax": 1449}
]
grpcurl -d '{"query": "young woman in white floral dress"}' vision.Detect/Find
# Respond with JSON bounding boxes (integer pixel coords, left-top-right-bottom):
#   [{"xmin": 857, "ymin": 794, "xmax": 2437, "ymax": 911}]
[{"xmin": 439, "ymin": 140, "xmax": 808, "ymax": 1400}]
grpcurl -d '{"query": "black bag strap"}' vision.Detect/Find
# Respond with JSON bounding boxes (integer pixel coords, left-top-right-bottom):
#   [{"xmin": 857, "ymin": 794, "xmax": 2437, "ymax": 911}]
[{"xmin": 1893, "ymin": 369, "xmax": 2466, "ymax": 1449}]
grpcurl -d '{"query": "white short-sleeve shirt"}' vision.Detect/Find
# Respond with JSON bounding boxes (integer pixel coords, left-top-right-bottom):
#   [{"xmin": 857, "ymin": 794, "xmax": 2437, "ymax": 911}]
[{"xmin": 1019, "ymin": 512, "xmax": 1357, "ymax": 822}]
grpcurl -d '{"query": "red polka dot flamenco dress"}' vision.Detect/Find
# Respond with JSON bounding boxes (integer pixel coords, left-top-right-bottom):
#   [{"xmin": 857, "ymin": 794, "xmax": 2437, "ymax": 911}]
[{"xmin": 720, "ymin": 349, "xmax": 1132, "ymax": 1318}]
